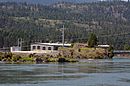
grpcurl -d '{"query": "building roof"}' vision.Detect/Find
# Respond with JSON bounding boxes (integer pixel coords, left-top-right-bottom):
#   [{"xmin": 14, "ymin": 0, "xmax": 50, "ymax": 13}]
[
  {"xmin": 31, "ymin": 43, "xmax": 71, "ymax": 47},
  {"xmin": 98, "ymin": 45, "xmax": 110, "ymax": 48}
]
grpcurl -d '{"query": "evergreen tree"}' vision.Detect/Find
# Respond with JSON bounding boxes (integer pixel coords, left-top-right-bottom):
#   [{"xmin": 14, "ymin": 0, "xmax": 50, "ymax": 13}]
[
  {"xmin": 124, "ymin": 44, "xmax": 130, "ymax": 50},
  {"xmin": 88, "ymin": 33, "xmax": 97, "ymax": 48},
  {"xmin": 108, "ymin": 45, "xmax": 114, "ymax": 52}
]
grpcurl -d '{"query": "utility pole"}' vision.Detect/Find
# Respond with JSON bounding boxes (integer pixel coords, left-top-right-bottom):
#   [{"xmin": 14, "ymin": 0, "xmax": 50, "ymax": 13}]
[
  {"xmin": 18, "ymin": 38, "xmax": 23, "ymax": 50},
  {"xmin": 62, "ymin": 25, "xmax": 65, "ymax": 47},
  {"xmin": 18, "ymin": 38, "xmax": 19, "ymax": 47},
  {"xmin": 20, "ymin": 38, "xmax": 22, "ymax": 49}
]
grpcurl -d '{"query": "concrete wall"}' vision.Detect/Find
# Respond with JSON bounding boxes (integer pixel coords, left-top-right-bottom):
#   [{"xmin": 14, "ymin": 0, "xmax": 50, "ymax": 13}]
[{"xmin": 10, "ymin": 46, "xmax": 21, "ymax": 52}]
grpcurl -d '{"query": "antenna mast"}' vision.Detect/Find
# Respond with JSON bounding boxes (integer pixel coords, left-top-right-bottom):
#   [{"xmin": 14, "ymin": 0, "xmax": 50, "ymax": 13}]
[{"xmin": 62, "ymin": 25, "xmax": 65, "ymax": 47}]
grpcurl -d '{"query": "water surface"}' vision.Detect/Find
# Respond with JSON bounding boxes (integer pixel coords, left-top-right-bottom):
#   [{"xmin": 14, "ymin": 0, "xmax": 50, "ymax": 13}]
[{"xmin": 0, "ymin": 57, "xmax": 130, "ymax": 86}]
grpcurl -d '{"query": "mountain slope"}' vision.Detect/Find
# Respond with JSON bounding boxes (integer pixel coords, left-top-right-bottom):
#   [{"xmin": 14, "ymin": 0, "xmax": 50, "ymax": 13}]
[
  {"xmin": 0, "ymin": 1, "xmax": 130, "ymax": 49},
  {"xmin": 0, "ymin": 0, "xmax": 100, "ymax": 5},
  {"xmin": 0, "ymin": 0, "xmax": 128, "ymax": 5}
]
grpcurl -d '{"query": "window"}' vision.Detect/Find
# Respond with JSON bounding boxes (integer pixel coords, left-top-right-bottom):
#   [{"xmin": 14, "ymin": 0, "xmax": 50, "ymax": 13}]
[
  {"xmin": 32, "ymin": 46, "xmax": 36, "ymax": 49},
  {"xmin": 48, "ymin": 47, "xmax": 51, "ymax": 50},
  {"xmin": 54, "ymin": 46, "xmax": 58, "ymax": 50},
  {"xmin": 42, "ymin": 47, "xmax": 46, "ymax": 50},
  {"xmin": 37, "ymin": 46, "xmax": 40, "ymax": 49}
]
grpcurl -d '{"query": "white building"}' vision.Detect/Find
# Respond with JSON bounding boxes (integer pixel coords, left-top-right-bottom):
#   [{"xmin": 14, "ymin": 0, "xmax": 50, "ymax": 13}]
[
  {"xmin": 98, "ymin": 45, "xmax": 110, "ymax": 48},
  {"xmin": 31, "ymin": 43, "xmax": 71, "ymax": 51},
  {"xmin": 10, "ymin": 46, "xmax": 21, "ymax": 52}
]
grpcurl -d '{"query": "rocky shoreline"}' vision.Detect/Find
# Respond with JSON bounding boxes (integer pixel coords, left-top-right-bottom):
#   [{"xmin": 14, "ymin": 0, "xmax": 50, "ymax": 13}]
[
  {"xmin": 0, "ymin": 47, "xmax": 113, "ymax": 64},
  {"xmin": 0, "ymin": 52, "xmax": 78, "ymax": 64},
  {"xmin": 0, "ymin": 43, "xmax": 114, "ymax": 64}
]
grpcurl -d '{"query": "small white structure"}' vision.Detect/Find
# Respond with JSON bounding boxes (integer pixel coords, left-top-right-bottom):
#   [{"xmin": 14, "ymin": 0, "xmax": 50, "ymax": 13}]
[
  {"xmin": 10, "ymin": 43, "xmax": 71, "ymax": 54},
  {"xmin": 10, "ymin": 46, "xmax": 21, "ymax": 52},
  {"xmin": 31, "ymin": 43, "xmax": 71, "ymax": 51},
  {"xmin": 98, "ymin": 45, "xmax": 110, "ymax": 48}
]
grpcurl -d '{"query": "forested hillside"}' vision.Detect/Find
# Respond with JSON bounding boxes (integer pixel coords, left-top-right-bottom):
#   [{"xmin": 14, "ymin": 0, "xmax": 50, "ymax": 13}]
[
  {"xmin": 0, "ymin": 1, "xmax": 130, "ymax": 50},
  {"xmin": 0, "ymin": 0, "xmax": 100, "ymax": 5}
]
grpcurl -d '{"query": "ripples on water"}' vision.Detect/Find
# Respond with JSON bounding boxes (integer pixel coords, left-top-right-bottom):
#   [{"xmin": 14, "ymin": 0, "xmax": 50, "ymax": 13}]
[{"xmin": 0, "ymin": 57, "xmax": 130, "ymax": 86}]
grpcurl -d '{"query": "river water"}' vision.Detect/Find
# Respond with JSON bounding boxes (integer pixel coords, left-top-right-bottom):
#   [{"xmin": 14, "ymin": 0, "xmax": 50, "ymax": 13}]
[{"xmin": 0, "ymin": 57, "xmax": 130, "ymax": 86}]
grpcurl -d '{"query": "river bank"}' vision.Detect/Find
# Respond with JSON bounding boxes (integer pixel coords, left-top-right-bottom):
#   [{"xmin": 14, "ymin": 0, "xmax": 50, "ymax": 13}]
[
  {"xmin": 0, "ymin": 52, "xmax": 78, "ymax": 64},
  {"xmin": 0, "ymin": 46, "xmax": 113, "ymax": 64}
]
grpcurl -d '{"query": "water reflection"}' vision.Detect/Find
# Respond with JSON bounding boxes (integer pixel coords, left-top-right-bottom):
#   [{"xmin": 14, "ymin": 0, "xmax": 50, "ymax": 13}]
[{"xmin": 0, "ymin": 58, "xmax": 130, "ymax": 86}]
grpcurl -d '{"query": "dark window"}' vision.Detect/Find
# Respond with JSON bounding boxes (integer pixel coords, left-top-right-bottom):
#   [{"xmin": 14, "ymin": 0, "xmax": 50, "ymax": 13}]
[
  {"xmin": 54, "ymin": 46, "xmax": 58, "ymax": 50},
  {"xmin": 37, "ymin": 46, "xmax": 40, "ymax": 49},
  {"xmin": 48, "ymin": 47, "xmax": 51, "ymax": 50},
  {"xmin": 33, "ymin": 46, "xmax": 36, "ymax": 49},
  {"xmin": 42, "ymin": 47, "xmax": 46, "ymax": 50}
]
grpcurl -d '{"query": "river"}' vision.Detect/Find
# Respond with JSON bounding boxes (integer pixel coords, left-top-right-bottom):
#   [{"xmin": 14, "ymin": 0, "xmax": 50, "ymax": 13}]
[{"xmin": 0, "ymin": 57, "xmax": 130, "ymax": 86}]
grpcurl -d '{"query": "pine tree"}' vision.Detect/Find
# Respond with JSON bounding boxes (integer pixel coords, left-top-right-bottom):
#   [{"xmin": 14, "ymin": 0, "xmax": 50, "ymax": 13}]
[{"xmin": 88, "ymin": 33, "xmax": 97, "ymax": 48}]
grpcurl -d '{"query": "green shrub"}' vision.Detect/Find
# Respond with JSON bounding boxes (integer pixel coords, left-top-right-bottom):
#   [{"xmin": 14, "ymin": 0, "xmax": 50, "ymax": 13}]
[
  {"xmin": 21, "ymin": 57, "xmax": 34, "ymax": 62},
  {"xmin": 12, "ymin": 55, "xmax": 21, "ymax": 62}
]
